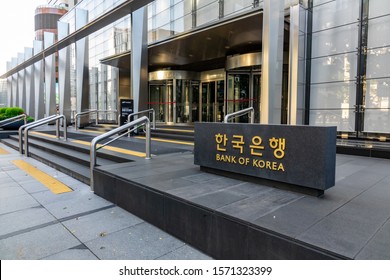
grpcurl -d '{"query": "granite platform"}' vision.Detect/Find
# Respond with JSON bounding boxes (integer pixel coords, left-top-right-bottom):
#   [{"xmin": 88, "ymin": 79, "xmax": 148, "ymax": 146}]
[{"xmin": 94, "ymin": 150, "xmax": 390, "ymax": 259}]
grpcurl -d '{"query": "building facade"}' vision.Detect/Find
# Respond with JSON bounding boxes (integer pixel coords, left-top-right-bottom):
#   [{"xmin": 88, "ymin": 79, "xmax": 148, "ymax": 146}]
[{"xmin": 1, "ymin": 0, "xmax": 390, "ymax": 141}]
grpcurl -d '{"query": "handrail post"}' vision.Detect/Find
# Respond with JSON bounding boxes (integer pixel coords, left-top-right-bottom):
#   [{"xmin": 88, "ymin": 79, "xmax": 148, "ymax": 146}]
[
  {"xmin": 145, "ymin": 119, "xmax": 151, "ymax": 159},
  {"xmin": 152, "ymin": 110, "xmax": 156, "ymax": 130},
  {"xmin": 56, "ymin": 119, "xmax": 60, "ymax": 139},
  {"xmin": 21, "ymin": 115, "xmax": 67, "ymax": 157},
  {"xmin": 89, "ymin": 116, "xmax": 151, "ymax": 191},
  {"xmin": 90, "ymin": 139, "xmax": 97, "ymax": 191}
]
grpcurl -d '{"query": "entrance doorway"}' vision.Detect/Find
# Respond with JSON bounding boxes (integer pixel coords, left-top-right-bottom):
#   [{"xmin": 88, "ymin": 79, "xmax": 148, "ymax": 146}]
[
  {"xmin": 148, "ymin": 70, "xmax": 200, "ymax": 124},
  {"xmin": 226, "ymin": 72, "xmax": 261, "ymax": 123},
  {"xmin": 200, "ymin": 80, "xmax": 224, "ymax": 122}
]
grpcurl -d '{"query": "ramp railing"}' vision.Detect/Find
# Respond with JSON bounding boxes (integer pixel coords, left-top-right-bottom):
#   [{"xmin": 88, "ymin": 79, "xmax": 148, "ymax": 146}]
[
  {"xmin": 223, "ymin": 107, "xmax": 254, "ymax": 124},
  {"xmin": 75, "ymin": 110, "xmax": 98, "ymax": 130},
  {"xmin": 90, "ymin": 115, "xmax": 151, "ymax": 191},
  {"xmin": 0, "ymin": 114, "xmax": 27, "ymax": 128},
  {"xmin": 18, "ymin": 114, "xmax": 67, "ymax": 156}
]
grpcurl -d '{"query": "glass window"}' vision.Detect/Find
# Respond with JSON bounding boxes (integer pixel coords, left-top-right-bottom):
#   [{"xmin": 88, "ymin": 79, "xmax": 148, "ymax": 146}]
[
  {"xmin": 310, "ymin": 81, "xmax": 356, "ymax": 110},
  {"xmin": 311, "ymin": 24, "xmax": 358, "ymax": 58},
  {"xmin": 366, "ymin": 47, "xmax": 390, "ymax": 79},
  {"xmin": 311, "ymin": 53, "xmax": 357, "ymax": 84},
  {"xmin": 312, "ymin": 0, "xmax": 359, "ymax": 32},
  {"xmin": 173, "ymin": 1, "xmax": 192, "ymax": 20},
  {"xmin": 368, "ymin": 0, "xmax": 390, "ymax": 19},
  {"xmin": 173, "ymin": 14, "xmax": 193, "ymax": 34},
  {"xmin": 309, "ymin": 109, "xmax": 355, "ymax": 131},
  {"xmin": 197, "ymin": 0, "xmax": 216, "ymax": 9},
  {"xmin": 155, "ymin": 9, "xmax": 171, "ymax": 27},
  {"xmin": 196, "ymin": 2, "xmax": 219, "ymax": 26},
  {"xmin": 367, "ymin": 16, "xmax": 390, "ymax": 49},
  {"xmin": 224, "ymin": 0, "xmax": 253, "ymax": 17}
]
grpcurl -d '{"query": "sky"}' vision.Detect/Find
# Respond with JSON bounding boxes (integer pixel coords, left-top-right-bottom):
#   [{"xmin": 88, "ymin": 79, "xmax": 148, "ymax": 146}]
[{"xmin": 0, "ymin": 0, "xmax": 47, "ymax": 75}]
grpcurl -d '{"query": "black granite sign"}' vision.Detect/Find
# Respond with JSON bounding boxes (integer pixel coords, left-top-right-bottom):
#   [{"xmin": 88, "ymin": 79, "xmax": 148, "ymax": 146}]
[
  {"xmin": 194, "ymin": 123, "xmax": 337, "ymax": 191},
  {"xmin": 120, "ymin": 99, "xmax": 134, "ymax": 125}
]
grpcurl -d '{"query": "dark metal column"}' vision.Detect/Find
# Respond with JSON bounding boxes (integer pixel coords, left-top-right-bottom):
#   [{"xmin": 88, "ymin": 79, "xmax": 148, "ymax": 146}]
[{"xmin": 355, "ymin": 0, "xmax": 369, "ymax": 138}]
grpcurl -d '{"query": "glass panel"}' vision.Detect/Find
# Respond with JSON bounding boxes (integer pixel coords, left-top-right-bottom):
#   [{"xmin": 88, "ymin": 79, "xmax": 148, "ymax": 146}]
[
  {"xmin": 312, "ymin": 0, "xmax": 359, "ymax": 32},
  {"xmin": 311, "ymin": 24, "xmax": 358, "ymax": 58},
  {"xmin": 155, "ymin": 9, "xmax": 171, "ymax": 27},
  {"xmin": 224, "ymin": 0, "xmax": 253, "ymax": 17},
  {"xmin": 309, "ymin": 109, "xmax": 355, "ymax": 131},
  {"xmin": 149, "ymin": 84, "xmax": 166, "ymax": 122},
  {"xmin": 155, "ymin": 0, "xmax": 171, "ymax": 14},
  {"xmin": 192, "ymin": 83, "xmax": 200, "ymax": 122},
  {"xmin": 366, "ymin": 47, "xmax": 390, "ymax": 79},
  {"xmin": 310, "ymin": 81, "xmax": 356, "ymax": 110},
  {"xmin": 367, "ymin": 16, "xmax": 390, "ymax": 49},
  {"xmin": 365, "ymin": 78, "xmax": 390, "ymax": 109},
  {"xmin": 363, "ymin": 109, "xmax": 390, "ymax": 133},
  {"xmin": 176, "ymin": 80, "xmax": 192, "ymax": 123},
  {"xmin": 311, "ymin": 52, "xmax": 357, "ymax": 84},
  {"xmin": 196, "ymin": 2, "xmax": 219, "ymax": 26},
  {"xmin": 173, "ymin": 1, "xmax": 192, "ymax": 20},
  {"xmin": 253, "ymin": 74, "xmax": 261, "ymax": 123},
  {"xmin": 216, "ymin": 80, "xmax": 224, "ymax": 122},
  {"xmin": 197, "ymin": 0, "xmax": 216, "ymax": 8},
  {"xmin": 226, "ymin": 74, "xmax": 250, "ymax": 122},
  {"xmin": 201, "ymin": 82, "xmax": 215, "ymax": 122},
  {"xmin": 167, "ymin": 82, "xmax": 174, "ymax": 123},
  {"xmin": 173, "ymin": 14, "xmax": 193, "ymax": 34},
  {"xmin": 368, "ymin": 0, "xmax": 390, "ymax": 19},
  {"xmin": 312, "ymin": 0, "xmax": 332, "ymax": 6}
]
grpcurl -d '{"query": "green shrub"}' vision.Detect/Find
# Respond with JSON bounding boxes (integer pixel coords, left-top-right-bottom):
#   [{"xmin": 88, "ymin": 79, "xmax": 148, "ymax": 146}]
[
  {"xmin": 5, "ymin": 107, "xmax": 24, "ymax": 117},
  {"xmin": 0, "ymin": 107, "xmax": 28, "ymax": 122}
]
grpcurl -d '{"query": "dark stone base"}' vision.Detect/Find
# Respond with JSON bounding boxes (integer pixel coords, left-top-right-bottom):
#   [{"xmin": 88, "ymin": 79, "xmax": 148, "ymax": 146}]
[
  {"xmin": 93, "ymin": 169, "xmax": 344, "ymax": 260},
  {"xmin": 200, "ymin": 166, "xmax": 325, "ymax": 197}
]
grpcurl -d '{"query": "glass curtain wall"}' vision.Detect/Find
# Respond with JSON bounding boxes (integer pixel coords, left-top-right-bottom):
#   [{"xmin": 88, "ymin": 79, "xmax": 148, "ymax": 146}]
[
  {"xmin": 148, "ymin": 0, "xmax": 262, "ymax": 43},
  {"xmin": 310, "ymin": 0, "xmax": 390, "ymax": 138},
  {"xmin": 60, "ymin": 0, "xmax": 130, "ymax": 123},
  {"xmin": 309, "ymin": 0, "xmax": 359, "ymax": 133},
  {"xmin": 365, "ymin": 0, "xmax": 390, "ymax": 135}
]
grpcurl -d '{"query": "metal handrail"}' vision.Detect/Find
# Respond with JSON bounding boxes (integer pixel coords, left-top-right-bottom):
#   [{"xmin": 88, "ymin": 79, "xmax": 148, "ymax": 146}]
[
  {"xmin": 127, "ymin": 109, "xmax": 156, "ymax": 136},
  {"xmin": 19, "ymin": 115, "xmax": 58, "ymax": 153},
  {"xmin": 90, "ymin": 116, "xmax": 151, "ymax": 191},
  {"xmin": 19, "ymin": 115, "xmax": 67, "ymax": 156},
  {"xmin": 224, "ymin": 107, "xmax": 255, "ymax": 124},
  {"xmin": 75, "ymin": 109, "xmax": 118, "ymax": 129},
  {"xmin": 75, "ymin": 110, "xmax": 98, "ymax": 129},
  {"xmin": 0, "ymin": 114, "xmax": 27, "ymax": 128}
]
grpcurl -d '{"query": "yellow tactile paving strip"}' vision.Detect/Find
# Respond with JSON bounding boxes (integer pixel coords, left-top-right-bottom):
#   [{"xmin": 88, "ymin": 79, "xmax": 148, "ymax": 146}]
[
  {"xmin": 134, "ymin": 136, "xmax": 194, "ymax": 146},
  {"xmin": 72, "ymin": 139, "xmax": 146, "ymax": 157},
  {"xmin": 12, "ymin": 160, "xmax": 73, "ymax": 194},
  {"xmin": 30, "ymin": 131, "xmax": 59, "ymax": 139},
  {"xmin": 0, "ymin": 147, "xmax": 10, "ymax": 154}
]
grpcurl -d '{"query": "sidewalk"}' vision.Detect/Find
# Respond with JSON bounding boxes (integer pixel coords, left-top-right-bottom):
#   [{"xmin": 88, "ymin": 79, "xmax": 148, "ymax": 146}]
[{"xmin": 0, "ymin": 143, "xmax": 212, "ymax": 260}]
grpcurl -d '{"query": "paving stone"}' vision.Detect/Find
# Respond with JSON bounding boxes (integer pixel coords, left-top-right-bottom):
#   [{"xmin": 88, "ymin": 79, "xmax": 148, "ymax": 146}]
[
  {"xmin": 0, "ymin": 224, "xmax": 81, "ymax": 260},
  {"xmin": 63, "ymin": 207, "xmax": 143, "ymax": 243},
  {"xmin": 42, "ymin": 248, "xmax": 98, "ymax": 260},
  {"xmin": 218, "ymin": 188, "xmax": 303, "ymax": 222},
  {"xmin": 157, "ymin": 244, "xmax": 213, "ymax": 260},
  {"xmin": 0, "ymin": 207, "xmax": 56, "ymax": 237},
  {"xmin": 86, "ymin": 223, "xmax": 186, "ymax": 260},
  {"xmin": 356, "ymin": 219, "xmax": 390, "ymax": 260},
  {"xmin": 0, "ymin": 194, "xmax": 40, "ymax": 215}
]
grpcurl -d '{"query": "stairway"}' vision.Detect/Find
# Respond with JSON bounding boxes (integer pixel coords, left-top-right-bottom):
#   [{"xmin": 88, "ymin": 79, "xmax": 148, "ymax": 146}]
[
  {"xmin": 149, "ymin": 124, "xmax": 194, "ymax": 142},
  {"xmin": 0, "ymin": 131, "xmax": 132, "ymax": 185}
]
